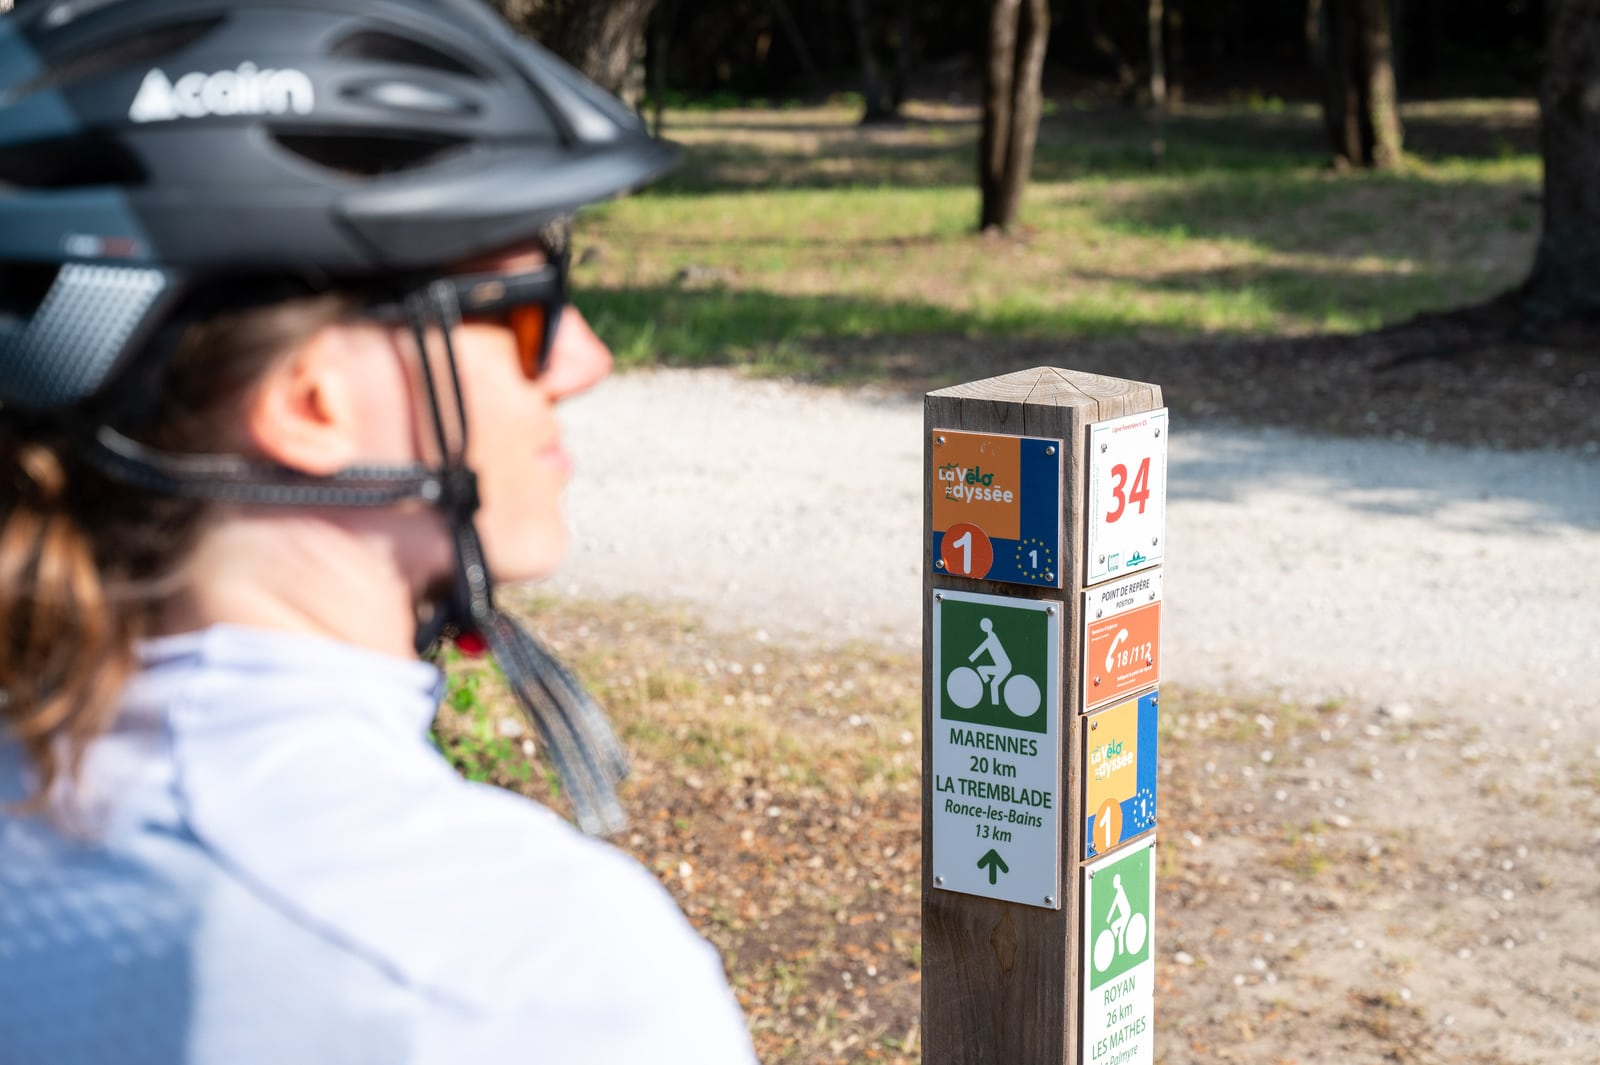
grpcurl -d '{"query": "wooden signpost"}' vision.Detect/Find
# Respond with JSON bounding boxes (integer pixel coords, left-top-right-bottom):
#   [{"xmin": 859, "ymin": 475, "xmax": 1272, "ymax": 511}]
[{"xmin": 923, "ymin": 367, "xmax": 1166, "ymax": 1065}]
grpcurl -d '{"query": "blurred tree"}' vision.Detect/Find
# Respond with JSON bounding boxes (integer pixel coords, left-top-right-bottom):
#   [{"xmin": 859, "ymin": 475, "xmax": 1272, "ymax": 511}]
[
  {"xmin": 1085, "ymin": 0, "xmax": 1139, "ymax": 99},
  {"xmin": 1314, "ymin": 0, "xmax": 1404, "ymax": 168},
  {"xmin": 1147, "ymin": 0, "xmax": 1169, "ymax": 167},
  {"xmin": 979, "ymin": 0, "xmax": 1050, "ymax": 232},
  {"xmin": 493, "ymin": 0, "xmax": 658, "ymax": 107},
  {"xmin": 1164, "ymin": 0, "xmax": 1184, "ymax": 105},
  {"xmin": 1148, "ymin": 0, "xmax": 1168, "ymax": 110},
  {"xmin": 847, "ymin": 0, "xmax": 896, "ymax": 121},
  {"xmin": 766, "ymin": 0, "xmax": 820, "ymax": 83},
  {"xmin": 1522, "ymin": 0, "xmax": 1600, "ymax": 323},
  {"xmin": 890, "ymin": 0, "xmax": 916, "ymax": 108}
]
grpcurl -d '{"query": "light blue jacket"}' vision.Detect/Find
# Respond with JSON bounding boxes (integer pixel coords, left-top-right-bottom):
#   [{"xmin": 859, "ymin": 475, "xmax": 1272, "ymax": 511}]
[{"xmin": 0, "ymin": 626, "xmax": 756, "ymax": 1065}]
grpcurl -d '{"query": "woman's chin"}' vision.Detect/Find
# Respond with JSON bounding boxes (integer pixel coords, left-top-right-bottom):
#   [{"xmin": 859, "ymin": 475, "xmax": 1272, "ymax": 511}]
[{"xmin": 485, "ymin": 526, "xmax": 568, "ymax": 585}]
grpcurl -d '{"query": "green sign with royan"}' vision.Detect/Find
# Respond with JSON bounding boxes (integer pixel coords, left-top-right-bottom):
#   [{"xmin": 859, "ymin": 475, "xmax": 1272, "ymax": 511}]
[
  {"xmin": 1087, "ymin": 840, "xmax": 1152, "ymax": 988},
  {"xmin": 1082, "ymin": 837, "xmax": 1156, "ymax": 1065}
]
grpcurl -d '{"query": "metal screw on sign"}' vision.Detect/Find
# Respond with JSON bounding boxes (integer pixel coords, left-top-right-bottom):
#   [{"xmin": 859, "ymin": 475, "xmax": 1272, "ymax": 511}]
[
  {"xmin": 1152, "ymin": 537, "xmax": 1159, "ymax": 547},
  {"xmin": 1154, "ymin": 427, "xmax": 1161, "ymax": 438},
  {"xmin": 934, "ymin": 875, "xmax": 945, "ymax": 886},
  {"xmin": 935, "ymin": 559, "xmax": 946, "ymax": 569},
  {"xmin": 1098, "ymin": 554, "xmax": 1106, "ymax": 564},
  {"xmin": 1045, "ymin": 445, "xmax": 1057, "ymax": 456},
  {"xmin": 1089, "ymin": 869, "xmax": 1096, "ymax": 880},
  {"xmin": 935, "ymin": 435, "xmax": 946, "ymax": 446},
  {"xmin": 1046, "ymin": 571, "xmax": 1055, "ymax": 581},
  {"xmin": 1093, "ymin": 677, "xmax": 1102, "ymax": 687},
  {"xmin": 1100, "ymin": 442, "xmax": 1108, "ymax": 453},
  {"xmin": 1046, "ymin": 606, "xmax": 1057, "ymax": 616},
  {"xmin": 1146, "ymin": 657, "xmax": 1153, "ymax": 666},
  {"xmin": 934, "ymin": 592, "xmax": 944, "ymax": 602},
  {"xmin": 1095, "ymin": 608, "xmax": 1103, "ymax": 618},
  {"xmin": 1044, "ymin": 895, "xmax": 1055, "ymax": 906},
  {"xmin": 1091, "ymin": 720, "xmax": 1099, "ymax": 729}
]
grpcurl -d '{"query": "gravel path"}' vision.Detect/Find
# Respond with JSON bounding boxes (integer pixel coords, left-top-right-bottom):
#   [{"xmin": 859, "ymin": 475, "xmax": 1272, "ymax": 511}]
[{"xmin": 556, "ymin": 369, "xmax": 1600, "ymax": 743}]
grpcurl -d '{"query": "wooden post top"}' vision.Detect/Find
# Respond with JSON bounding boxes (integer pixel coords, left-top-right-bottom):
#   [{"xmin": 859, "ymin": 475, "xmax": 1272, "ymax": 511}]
[{"xmin": 927, "ymin": 366, "xmax": 1162, "ymax": 424}]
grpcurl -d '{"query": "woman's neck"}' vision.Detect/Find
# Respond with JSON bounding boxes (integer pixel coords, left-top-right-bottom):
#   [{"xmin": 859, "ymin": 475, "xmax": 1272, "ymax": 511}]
[{"xmin": 156, "ymin": 510, "xmax": 439, "ymax": 661}]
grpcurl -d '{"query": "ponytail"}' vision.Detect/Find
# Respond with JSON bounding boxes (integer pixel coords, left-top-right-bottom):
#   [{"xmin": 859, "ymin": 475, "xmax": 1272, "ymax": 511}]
[{"xmin": 0, "ymin": 434, "xmax": 139, "ymax": 809}]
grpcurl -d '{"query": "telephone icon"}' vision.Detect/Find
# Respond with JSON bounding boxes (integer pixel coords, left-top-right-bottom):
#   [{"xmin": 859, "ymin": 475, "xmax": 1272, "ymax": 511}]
[{"xmin": 1104, "ymin": 628, "xmax": 1129, "ymax": 671}]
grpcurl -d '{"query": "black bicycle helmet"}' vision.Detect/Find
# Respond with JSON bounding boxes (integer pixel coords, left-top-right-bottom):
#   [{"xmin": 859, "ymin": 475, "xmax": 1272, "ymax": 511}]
[
  {"xmin": 0, "ymin": 0, "xmax": 677, "ymax": 410},
  {"xmin": 0, "ymin": 0, "xmax": 682, "ymax": 835}
]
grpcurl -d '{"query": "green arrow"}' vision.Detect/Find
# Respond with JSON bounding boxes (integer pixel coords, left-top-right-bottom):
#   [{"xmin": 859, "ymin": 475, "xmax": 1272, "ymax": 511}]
[{"xmin": 976, "ymin": 848, "xmax": 1010, "ymax": 884}]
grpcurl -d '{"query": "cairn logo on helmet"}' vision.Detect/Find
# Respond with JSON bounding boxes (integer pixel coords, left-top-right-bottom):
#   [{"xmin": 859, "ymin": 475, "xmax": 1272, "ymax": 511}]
[{"xmin": 128, "ymin": 63, "xmax": 315, "ymax": 123}]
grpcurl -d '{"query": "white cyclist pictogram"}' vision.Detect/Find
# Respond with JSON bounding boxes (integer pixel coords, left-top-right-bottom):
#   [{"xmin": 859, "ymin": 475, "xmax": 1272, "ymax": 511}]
[
  {"xmin": 1092, "ymin": 872, "xmax": 1148, "ymax": 973},
  {"xmin": 945, "ymin": 617, "xmax": 1042, "ymax": 718}
]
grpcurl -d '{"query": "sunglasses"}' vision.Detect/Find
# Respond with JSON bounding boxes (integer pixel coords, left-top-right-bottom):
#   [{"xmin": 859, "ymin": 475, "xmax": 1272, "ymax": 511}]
[{"xmin": 368, "ymin": 254, "xmax": 569, "ymax": 381}]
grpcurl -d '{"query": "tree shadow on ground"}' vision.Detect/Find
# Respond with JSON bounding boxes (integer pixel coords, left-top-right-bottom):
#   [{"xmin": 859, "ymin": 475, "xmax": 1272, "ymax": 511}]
[
  {"xmin": 832, "ymin": 317, "xmax": 1598, "ymax": 529},
  {"xmin": 1082, "ymin": 169, "xmax": 1538, "ymax": 260},
  {"xmin": 803, "ymin": 307, "xmax": 1598, "ymax": 456},
  {"xmin": 659, "ymin": 100, "xmax": 1542, "ymax": 194}
]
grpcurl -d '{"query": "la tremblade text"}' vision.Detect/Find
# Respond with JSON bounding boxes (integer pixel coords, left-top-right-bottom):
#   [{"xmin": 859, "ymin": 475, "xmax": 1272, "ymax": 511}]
[{"xmin": 939, "ymin": 727, "xmax": 1051, "ymax": 825}]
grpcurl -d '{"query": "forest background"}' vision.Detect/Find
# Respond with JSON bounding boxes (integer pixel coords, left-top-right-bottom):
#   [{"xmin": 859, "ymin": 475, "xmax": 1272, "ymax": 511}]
[
  {"xmin": 443, "ymin": 2, "xmax": 1598, "ymax": 1064},
  {"xmin": 484, "ymin": 0, "xmax": 1595, "ymax": 451}
]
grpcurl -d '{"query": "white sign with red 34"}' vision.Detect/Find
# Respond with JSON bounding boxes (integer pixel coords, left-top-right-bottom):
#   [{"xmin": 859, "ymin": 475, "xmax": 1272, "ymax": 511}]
[{"xmin": 1086, "ymin": 408, "xmax": 1167, "ymax": 585}]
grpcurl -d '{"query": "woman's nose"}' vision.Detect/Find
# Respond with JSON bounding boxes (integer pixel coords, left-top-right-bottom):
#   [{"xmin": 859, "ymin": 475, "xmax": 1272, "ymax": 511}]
[{"xmin": 541, "ymin": 306, "xmax": 613, "ymax": 399}]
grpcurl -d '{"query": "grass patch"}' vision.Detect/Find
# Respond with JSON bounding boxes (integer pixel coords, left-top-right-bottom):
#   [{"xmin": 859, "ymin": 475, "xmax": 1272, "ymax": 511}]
[{"xmin": 572, "ymin": 99, "xmax": 1539, "ymax": 382}]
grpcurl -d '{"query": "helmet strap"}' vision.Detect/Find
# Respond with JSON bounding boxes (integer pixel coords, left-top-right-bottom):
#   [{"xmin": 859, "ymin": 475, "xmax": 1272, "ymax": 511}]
[{"xmin": 404, "ymin": 283, "xmax": 630, "ymax": 836}]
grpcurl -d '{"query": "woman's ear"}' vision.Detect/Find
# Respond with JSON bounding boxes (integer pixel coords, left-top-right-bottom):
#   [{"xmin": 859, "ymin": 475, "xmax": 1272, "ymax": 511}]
[{"xmin": 244, "ymin": 322, "xmax": 367, "ymax": 476}]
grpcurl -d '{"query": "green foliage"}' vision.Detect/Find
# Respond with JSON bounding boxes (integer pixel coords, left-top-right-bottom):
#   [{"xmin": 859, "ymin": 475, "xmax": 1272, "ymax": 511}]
[
  {"xmin": 433, "ymin": 654, "xmax": 535, "ymax": 787},
  {"xmin": 572, "ymin": 100, "xmax": 1539, "ymax": 380}
]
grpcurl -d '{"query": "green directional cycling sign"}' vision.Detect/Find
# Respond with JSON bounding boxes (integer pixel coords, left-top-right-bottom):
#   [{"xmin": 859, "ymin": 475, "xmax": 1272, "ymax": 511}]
[
  {"xmin": 1082, "ymin": 837, "xmax": 1156, "ymax": 1065},
  {"xmin": 931, "ymin": 590, "xmax": 1061, "ymax": 909}
]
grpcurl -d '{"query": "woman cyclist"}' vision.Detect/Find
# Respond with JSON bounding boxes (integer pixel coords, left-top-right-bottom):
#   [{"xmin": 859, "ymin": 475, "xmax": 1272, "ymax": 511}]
[{"xmin": 0, "ymin": 1, "xmax": 756, "ymax": 1061}]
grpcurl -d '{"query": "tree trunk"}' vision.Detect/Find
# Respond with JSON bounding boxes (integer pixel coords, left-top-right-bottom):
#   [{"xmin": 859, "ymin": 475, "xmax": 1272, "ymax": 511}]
[
  {"xmin": 1165, "ymin": 0, "xmax": 1184, "ymax": 106},
  {"xmin": 1084, "ymin": 0, "xmax": 1138, "ymax": 99},
  {"xmin": 1148, "ymin": 0, "xmax": 1167, "ymax": 111},
  {"xmin": 494, "ymin": 0, "xmax": 658, "ymax": 105},
  {"xmin": 647, "ymin": 0, "xmax": 679, "ymax": 136},
  {"xmin": 1360, "ymin": 0, "xmax": 1404, "ymax": 166},
  {"xmin": 1317, "ymin": 0, "xmax": 1404, "ymax": 168},
  {"xmin": 890, "ymin": 0, "xmax": 916, "ymax": 109},
  {"xmin": 979, "ymin": 0, "xmax": 1050, "ymax": 232},
  {"xmin": 767, "ymin": 0, "xmax": 819, "ymax": 81},
  {"xmin": 847, "ymin": 0, "xmax": 896, "ymax": 122},
  {"xmin": 1147, "ymin": 0, "xmax": 1167, "ymax": 166},
  {"xmin": 1521, "ymin": 0, "xmax": 1600, "ymax": 322}
]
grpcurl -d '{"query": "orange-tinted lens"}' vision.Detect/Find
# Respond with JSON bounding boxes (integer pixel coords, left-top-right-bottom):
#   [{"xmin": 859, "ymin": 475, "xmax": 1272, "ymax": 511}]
[{"xmin": 508, "ymin": 304, "xmax": 549, "ymax": 380}]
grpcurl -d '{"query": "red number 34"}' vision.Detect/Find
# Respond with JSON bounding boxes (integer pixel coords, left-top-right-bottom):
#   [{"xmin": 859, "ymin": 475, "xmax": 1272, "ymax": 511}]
[{"xmin": 1105, "ymin": 457, "xmax": 1152, "ymax": 523}]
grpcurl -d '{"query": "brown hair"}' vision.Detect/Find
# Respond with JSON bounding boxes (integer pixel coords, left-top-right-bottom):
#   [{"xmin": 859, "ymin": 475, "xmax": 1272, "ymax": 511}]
[{"xmin": 1, "ymin": 291, "xmax": 353, "ymax": 810}]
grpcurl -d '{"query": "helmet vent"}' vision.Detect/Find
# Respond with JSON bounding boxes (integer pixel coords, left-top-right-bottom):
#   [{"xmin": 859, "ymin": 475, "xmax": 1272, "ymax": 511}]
[
  {"xmin": 271, "ymin": 131, "xmax": 468, "ymax": 177},
  {"xmin": 12, "ymin": 17, "xmax": 224, "ymax": 98},
  {"xmin": 0, "ymin": 137, "xmax": 146, "ymax": 189},
  {"xmin": 330, "ymin": 31, "xmax": 482, "ymax": 79},
  {"xmin": 0, "ymin": 264, "xmax": 60, "ymax": 322}
]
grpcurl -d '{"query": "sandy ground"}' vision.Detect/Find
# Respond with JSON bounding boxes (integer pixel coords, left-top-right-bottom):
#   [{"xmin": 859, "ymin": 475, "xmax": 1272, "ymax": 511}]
[
  {"xmin": 544, "ymin": 368, "xmax": 1600, "ymax": 1064},
  {"xmin": 556, "ymin": 368, "xmax": 1600, "ymax": 744}
]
